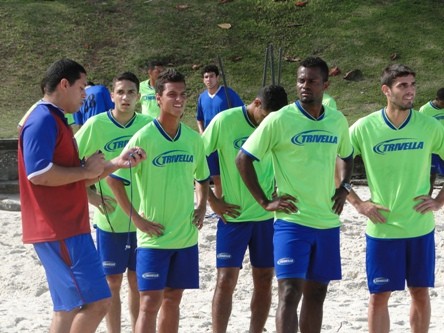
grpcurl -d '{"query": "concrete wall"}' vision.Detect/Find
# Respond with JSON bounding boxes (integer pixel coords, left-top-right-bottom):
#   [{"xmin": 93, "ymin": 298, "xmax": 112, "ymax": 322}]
[{"xmin": 0, "ymin": 139, "xmax": 19, "ymax": 193}]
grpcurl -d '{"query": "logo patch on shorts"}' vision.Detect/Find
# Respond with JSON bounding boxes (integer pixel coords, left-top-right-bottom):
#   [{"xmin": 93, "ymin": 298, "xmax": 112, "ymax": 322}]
[
  {"xmin": 277, "ymin": 257, "xmax": 294, "ymax": 265},
  {"xmin": 142, "ymin": 272, "xmax": 160, "ymax": 279},
  {"xmin": 217, "ymin": 252, "xmax": 231, "ymax": 260},
  {"xmin": 103, "ymin": 261, "xmax": 116, "ymax": 267},
  {"xmin": 373, "ymin": 277, "xmax": 390, "ymax": 285}
]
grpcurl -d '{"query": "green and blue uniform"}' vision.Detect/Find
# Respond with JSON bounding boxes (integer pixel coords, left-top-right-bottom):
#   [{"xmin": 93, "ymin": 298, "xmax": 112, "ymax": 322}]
[
  {"xmin": 350, "ymin": 108, "xmax": 444, "ymax": 239},
  {"xmin": 139, "ymin": 79, "xmax": 159, "ymax": 118},
  {"xmin": 419, "ymin": 101, "xmax": 444, "ymax": 175},
  {"xmin": 242, "ymin": 101, "xmax": 353, "ymax": 229},
  {"xmin": 202, "ymin": 106, "xmax": 274, "ymax": 222},
  {"xmin": 75, "ymin": 111, "xmax": 153, "ymax": 233},
  {"xmin": 113, "ymin": 119, "xmax": 210, "ymax": 249}
]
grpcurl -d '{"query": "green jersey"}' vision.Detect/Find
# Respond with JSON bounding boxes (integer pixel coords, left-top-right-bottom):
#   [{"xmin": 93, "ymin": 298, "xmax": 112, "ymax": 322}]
[
  {"xmin": 202, "ymin": 106, "xmax": 274, "ymax": 222},
  {"xmin": 75, "ymin": 111, "xmax": 153, "ymax": 232},
  {"xmin": 419, "ymin": 101, "xmax": 444, "ymax": 126},
  {"xmin": 242, "ymin": 101, "xmax": 353, "ymax": 229},
  {"xmin": 114, "ymin": 119, "xmax": 210, "ymax": 249},
  {"xmin": 350, "ymin": 109, "xmax": 444, "ymax": 239},
  {"xmin": 322, "ymin": 93, "xmax": 337, "ymax": 111},
  {"xmin": 139, "ymin": 79, "xmax": 160, "ymax": 118}
]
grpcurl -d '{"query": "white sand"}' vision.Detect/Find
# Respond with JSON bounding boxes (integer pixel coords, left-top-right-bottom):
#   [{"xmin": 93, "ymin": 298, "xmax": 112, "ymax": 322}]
[{"xmin": 1, "ymin": 185, "xmax": 444, "ymax": 332}]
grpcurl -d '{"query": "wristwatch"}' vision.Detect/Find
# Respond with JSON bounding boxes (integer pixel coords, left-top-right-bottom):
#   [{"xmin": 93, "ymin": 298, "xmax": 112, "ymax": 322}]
[{"xmin": 340, "ymin": 182, "xmax": 352, "ymax": 193}]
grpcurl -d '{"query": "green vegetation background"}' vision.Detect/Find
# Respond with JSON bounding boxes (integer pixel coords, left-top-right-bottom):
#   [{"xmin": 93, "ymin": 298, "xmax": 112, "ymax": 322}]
[{"xmin": 1, "ymin": 0, "xmax": 443, "ymax": 138}]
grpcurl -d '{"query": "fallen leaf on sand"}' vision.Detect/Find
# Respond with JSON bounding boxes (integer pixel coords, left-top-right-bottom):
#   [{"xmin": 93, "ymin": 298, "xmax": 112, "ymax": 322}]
[{"xmin": 217, "ymin": 23, "xmax": 232, "ymax": 29}]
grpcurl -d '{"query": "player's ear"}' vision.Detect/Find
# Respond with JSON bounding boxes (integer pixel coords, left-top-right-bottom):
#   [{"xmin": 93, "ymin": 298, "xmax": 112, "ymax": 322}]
[
  {"xmin": 324, "ymin": 81, "xmax": 330, "ymax": 90},
  {"xmin": 381, "ymin": 85, "xmax": 390, "ymax": 96}
]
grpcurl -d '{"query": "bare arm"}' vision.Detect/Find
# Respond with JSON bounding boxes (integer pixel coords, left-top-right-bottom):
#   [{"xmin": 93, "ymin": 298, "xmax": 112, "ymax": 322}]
[
  {"xmin": 235, "ymin": 150, "xmax": 297, "ymax": 213},
  {"xmin": 414, "ymin": 185, "xmax": 444, "ymax": 213},
  {"xmin": 193, "ymin": 180, "xmax": 210, "ymax": 229},
  {"xmin": 86, "ymin": 186, "xmax": 116, "ymax": 214},
  {"xmin": 106, "ymin": 175, "xmax": 164, "ymax": 236},
  {"xmin": 347, "ymin": 188, "xmax": 390, "ymax": 224},
  {"xmin": 208, "ymin": 186, "xmax": 241, "ymax": 223},
  {"xmin": 30, "ymin": 147, "xmax": 146, "ymax": 187},
  {"xmin": 331, "ymin": 156, "xmax": 354, "ymax": 215},
  {"xmin": 197, "ymin": 120, "xmax": 205, "ymax": 134},
  {"xmin": 30, "ymin": 151, "xmax": 106, "ymax": 186}
]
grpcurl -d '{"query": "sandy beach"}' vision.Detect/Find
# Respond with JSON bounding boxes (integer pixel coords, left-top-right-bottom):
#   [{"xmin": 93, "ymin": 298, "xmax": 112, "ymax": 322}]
[{"xmin": 2, "ymin": 185, "xmax": 444, "ymax": 332}]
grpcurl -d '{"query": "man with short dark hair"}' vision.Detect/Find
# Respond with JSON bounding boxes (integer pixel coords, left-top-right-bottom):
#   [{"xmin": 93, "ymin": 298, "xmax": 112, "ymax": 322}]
[
  {"xmin": 236, "ymin": 57, "xmax": 354, "ymax": 333},
  {"xmin": 348, "ymin": 65, "xmax": 444, "ymax": 333},
  {"xmin": 108, "ymin": 69, "xmax": 210, "ymax": 333},
  {"xmin": 139, "ymin": 60, "xmax": 165, "ymax": 117},
  {"xmin": 419, "ymin": 87, "xmax": 444, "ymax": 194},
  {"xmin": 75, "ymin": 71, "xmax": 152, "ymax": 333},
  {"xmin": 18, "ymin": 58, "xmax": 145, "ymax": 333},
  {"xmin": 196, "ymin": 64, "xmax": 243, "ymax": 199},
  {"xmin": 203, "ymin": 85, "xmax": 288, "ymax": 333}
]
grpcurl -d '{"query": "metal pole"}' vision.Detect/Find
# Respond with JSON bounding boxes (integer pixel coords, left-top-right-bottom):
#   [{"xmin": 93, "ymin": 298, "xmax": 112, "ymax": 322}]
[
  {"xmin": 262, "ymin": 45, "xmax": 269, "ymax": 87},
  {"xmin": 269, "ymin": 44, "xmax": 275, "ymax": 85},
  {"xmin": 277, "ymin": 47, "xmax": 283, "ymax": 86},
  {"xmin": 217, "ymin": 55, "xmax": 232, "ymax": 109}
]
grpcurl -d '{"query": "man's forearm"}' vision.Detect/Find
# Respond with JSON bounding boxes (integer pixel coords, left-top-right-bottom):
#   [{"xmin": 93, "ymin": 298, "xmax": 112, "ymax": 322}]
[
  {"xmin": 235, "ymin": 151, "xmax": 269, "ymax": 207},
  {"xmin": 196, "ymin": 180, "xmax": 209, "ymax": 210}
]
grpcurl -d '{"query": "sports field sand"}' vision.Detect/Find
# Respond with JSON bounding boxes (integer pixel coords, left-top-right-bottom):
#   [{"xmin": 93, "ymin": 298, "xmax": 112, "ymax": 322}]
[{"xmin": 1, "ymin": 185, "xmax": 444, "ymax": 332}]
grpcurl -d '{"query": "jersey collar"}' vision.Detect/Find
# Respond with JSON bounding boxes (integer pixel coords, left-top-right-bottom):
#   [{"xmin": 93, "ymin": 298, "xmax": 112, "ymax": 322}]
[
  {"xmin": 40, "ymin": 99, "xmax": 69, "ymax": 124},
  {"xmin": 107, "ymin": 110, "xmax": 137, "ymax": 128},
  {"xmin": 381, "ymin": 108, "xmax": 412, "ymax": 130},
  {"xmin": 242, "ymin": 105, "xmax": 256, "ymax": 128},
  {"xmin": 154, "ymin": 118, "xmax": 182, "ymax": 141},
  {"xmin": 295, "ymin": 100, "xmax": 325, "ymax": 121}
]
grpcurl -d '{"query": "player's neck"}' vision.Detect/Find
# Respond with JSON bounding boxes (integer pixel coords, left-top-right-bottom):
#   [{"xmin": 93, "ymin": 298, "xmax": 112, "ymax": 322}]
[
  {"xmin": 246, "ymin": 105, "xmax": 259, "ymax": 127},
  {"xmin": 300, "ymin": 101, "xmax": 324, "ymax": 119},
  {"xmin": 111, "ymin": 109, "xmax": 136, "ymax": 126},
  {"xmin": 43, "ymin": 94, "xmax": 68, "ymax": 113},
  {"xmin": 208, "ymin": 84, "xmax": 220, "ymax": 95},
  {"xmin": 157, "ymin": 114, "xmax": 181, "ymax": 139},
  {"xmin": 384, "ymin": 106, "xmax": 410, "ymax": 127}
]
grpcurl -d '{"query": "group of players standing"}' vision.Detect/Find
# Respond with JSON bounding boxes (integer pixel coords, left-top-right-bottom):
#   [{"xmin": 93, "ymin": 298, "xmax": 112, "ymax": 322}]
[{"xmin": 18, "ymin": 56, "xmax": 444, "ymax": 333}]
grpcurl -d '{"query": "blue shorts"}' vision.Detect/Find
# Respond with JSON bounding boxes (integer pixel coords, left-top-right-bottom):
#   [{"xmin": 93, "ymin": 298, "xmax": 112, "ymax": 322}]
[
  {"xmin": 273, "ymin": 220, "xmax": 341, "ymax": 283},
  {"xmin": 431, "ymin": 154, "xmax": 444, "ymax": 175},
  {"xmin": 207, "ymin": 151, "xmax": 220, "ymax": 177},
  {"xmin": 33, "ymin": 234, "xmax": 111, "ymax": 312},
  {"xmin": 136, "ymin": 245, "xmax": 199, "ymax": 291},
  {"xmin": 216, "ymin": 218, "xmax": 274, "ymax": 268},
  {"xmin": 366, "ymin": 231, "xmax": 435, "ymax": 294},
  {"xmin": 96, "ymin": 228, "xmax": 137, "ymax": 275}
]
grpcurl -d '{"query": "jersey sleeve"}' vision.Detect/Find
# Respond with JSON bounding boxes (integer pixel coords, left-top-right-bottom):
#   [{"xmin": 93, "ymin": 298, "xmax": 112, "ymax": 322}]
[
  {"xmin": 194, "ymin": 136, "xmax": 211, "ymax": 183},
  {"xmin": 21, "ymin": 108, "xmax": 58, "ymax": 177},
  {"xmin": 337, "ymin": 115, "xmax": 354, "ymax": 159},
  {"xmin": 241, "ymin": 114, "xmax": 275, "ymax": 162},
  {"xmin": 430, "ymin": 120, "xmax": 444, "ymax": 159},
  {"xmin": 102, "ymin": 87, "xmax": 114, "ymax": 111},
  {"xmin": 74, "ymin": 119, "xmax": 97, "ymax": 159},
  {"xmin": 196, "ymin": 95, "xmax": 204, "ymax": 121},
  {"xmin": 201, "ymin": 114, "xmax": 221, "ymax": 156},
  {"xmin": 349, "ymin": 120, "xmax": 362, "ymax": 157},
  {"xmin": 228, "ymin": 88, "xmax": 244, "ymax": 108}
]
